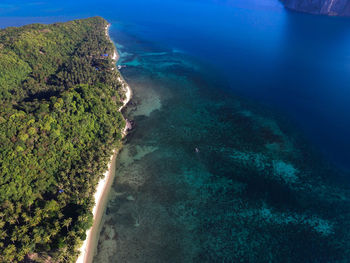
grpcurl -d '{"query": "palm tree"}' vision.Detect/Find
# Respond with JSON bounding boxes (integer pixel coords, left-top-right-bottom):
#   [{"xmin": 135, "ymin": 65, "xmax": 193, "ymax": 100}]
[{"xmin": 63, "ymin": 218, "xmax": 72, "ymax": 231}]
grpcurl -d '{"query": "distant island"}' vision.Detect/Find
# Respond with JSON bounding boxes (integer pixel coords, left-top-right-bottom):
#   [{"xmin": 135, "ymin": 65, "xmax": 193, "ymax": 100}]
[
  {"xmin": 0, "ymin": 17, "xmax": 129, "ymax": 262},
  {"xmin": 281, "ymin": 0, "xmax": 350, "ymax": 16}
]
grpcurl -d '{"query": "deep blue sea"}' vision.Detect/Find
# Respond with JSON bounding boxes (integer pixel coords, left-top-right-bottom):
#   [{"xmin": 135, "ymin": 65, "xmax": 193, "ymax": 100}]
[{"xmin": 2, "ymin": 0, "xmax": 350, "ymax": 261}]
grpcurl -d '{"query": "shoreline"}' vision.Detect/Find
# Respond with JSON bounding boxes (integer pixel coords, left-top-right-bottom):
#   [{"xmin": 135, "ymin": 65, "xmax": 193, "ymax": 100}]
[{"xmin": 76, "ymin": 22, "xmax": 132, "ymax": 263}]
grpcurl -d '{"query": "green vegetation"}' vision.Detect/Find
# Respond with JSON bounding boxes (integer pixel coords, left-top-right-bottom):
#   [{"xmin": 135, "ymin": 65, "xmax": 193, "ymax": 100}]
[{"xmin": 0, "ymin": 17, "xmax": 125, "ymax": 262}]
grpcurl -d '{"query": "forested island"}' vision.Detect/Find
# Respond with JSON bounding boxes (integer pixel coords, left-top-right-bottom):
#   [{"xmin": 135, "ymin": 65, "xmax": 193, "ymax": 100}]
[{"xmin": 0, "ymin": 17, "xmax": 126, "ymax": 262}]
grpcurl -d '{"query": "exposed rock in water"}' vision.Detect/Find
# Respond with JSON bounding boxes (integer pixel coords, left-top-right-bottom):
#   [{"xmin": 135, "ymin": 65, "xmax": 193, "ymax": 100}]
[
  {"xmin": 125, "ymin": 119, "xmax": 134, "ymax": 132},
  {"xmin": 280, "ymin": 0, "xmax": 350, "ymax": 16}
]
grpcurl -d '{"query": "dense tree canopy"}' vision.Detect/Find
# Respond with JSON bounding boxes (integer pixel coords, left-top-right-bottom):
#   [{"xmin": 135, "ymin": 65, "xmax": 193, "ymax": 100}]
[{"xmin": 0, "ymin": 17, "xmax": 125, "ymax": 262}]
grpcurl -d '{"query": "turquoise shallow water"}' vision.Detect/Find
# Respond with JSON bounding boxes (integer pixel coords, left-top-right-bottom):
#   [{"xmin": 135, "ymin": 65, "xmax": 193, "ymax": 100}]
[{"xmin": 92, "ymin": 24, "xmax": 350, "ymax": 262}]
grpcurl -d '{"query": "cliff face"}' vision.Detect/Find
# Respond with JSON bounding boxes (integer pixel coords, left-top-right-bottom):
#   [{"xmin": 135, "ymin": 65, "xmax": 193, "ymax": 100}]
[{"xmin": 281, "ymin": 0, "xmax": 350, "ymax": 16}]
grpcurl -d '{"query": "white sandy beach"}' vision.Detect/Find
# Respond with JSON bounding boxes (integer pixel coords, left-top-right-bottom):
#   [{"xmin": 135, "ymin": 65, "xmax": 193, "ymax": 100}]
[{"xmin": 76, "ymin": 23, "xmax": 132, "ymax": 263}]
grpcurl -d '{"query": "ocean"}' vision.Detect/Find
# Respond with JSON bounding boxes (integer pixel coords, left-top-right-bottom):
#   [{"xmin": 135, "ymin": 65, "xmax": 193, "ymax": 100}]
[{"xmin": 1, "ymin": 0, "xmax": 350, "ymax": 261}]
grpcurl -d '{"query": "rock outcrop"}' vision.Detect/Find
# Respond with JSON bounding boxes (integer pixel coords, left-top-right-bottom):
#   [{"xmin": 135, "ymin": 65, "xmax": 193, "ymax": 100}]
[{"xmin": 280, "ymin": 0, "xmax": 350, "ymax": 16}]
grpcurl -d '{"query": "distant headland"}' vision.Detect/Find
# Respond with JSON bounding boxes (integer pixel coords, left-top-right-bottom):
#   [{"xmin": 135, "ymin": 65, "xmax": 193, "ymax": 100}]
[{"xmin": 280, "ymin": 0, "xmax": 350, "ymax": 16}]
